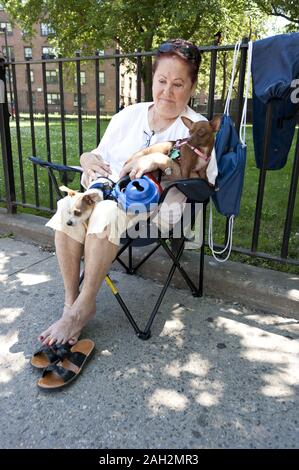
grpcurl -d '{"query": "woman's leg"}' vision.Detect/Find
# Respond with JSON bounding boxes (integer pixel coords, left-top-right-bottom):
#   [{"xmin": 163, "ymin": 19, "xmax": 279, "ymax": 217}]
[
  {"xmin": 41, "ymin": 231, "xmax": 118, "ymax": 346},
  {"xmin": 39, "ymin": 230, "xmax": 83, "ymax": 343}
]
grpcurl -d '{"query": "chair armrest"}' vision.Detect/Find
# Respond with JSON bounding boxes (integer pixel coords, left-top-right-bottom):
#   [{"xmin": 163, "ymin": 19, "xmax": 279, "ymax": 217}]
[
  {"xmin": 29, "ymin": 156, "xmax": 83, "ymax": 199},
  {"xmin": 29, "ymin": 156, "xmax": 83, "ymax": 174}
]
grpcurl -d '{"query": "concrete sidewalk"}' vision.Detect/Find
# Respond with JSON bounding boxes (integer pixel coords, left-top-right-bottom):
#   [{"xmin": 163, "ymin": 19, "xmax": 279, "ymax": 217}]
[
  {"xmin": 1, "ymin": 209, "xmax": 298, "ymax": 319},
  {"xmin": 1, "ymin": 220, "xmax": 299, "ymax": 448}
]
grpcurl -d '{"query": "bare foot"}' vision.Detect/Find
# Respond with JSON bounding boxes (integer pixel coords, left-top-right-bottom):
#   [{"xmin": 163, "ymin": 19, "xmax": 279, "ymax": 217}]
[{"xmin": 38, "ymin": 303, "xmax": 95, "ymax": 346}]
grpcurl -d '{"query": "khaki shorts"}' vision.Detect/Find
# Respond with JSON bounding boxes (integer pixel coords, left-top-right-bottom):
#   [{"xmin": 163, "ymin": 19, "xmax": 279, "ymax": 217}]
[{"xmin": 46, "ymin": 187, "xmax": 189, "ymax": 246}]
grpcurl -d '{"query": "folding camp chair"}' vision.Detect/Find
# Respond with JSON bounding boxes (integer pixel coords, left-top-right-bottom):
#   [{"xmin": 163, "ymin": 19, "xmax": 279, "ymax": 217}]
[{"xmin": 29, "ymin": 156, "xmax": 214, "ymax": 340}]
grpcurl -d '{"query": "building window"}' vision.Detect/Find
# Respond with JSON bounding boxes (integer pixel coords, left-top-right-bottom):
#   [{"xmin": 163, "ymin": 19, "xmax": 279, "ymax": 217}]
[
  {"xmin": 74, "ymin": 71, "xmax": 86, "ymax": 86},
  {"xmin": 46, "ymin": 70, "xmax": 58, "ymax": 84},
  {"xmin": 47, "ymin": 93, "xmax": 60, "ymax": 105},
  {"xmin": 24, "ymin": 47, "xmax": 32, "ymax": 60},
  {"xmin": 0, "ymin": 22, "xmax": 13, "ymax": 35},
  {"xmin": 42, "ymin": 47, "xmax": 56, "ymax": 59},
  {"xmin": 99, "ymin": 94, "xmax": 105, "ymax": 107},
  {"xmin": 74, "ymin": 94, "xmax": 87, "ymax": 107},
  {"xmin": 25, "ymin": 70, "xmax": 34, "ymax": 83},
  {"xmin": 99, "ymin": 71, "xmax": 105, "ymax": 85},
  {"xmin": 1, "ymin": 46, "xmax": 14, "ymax": 60},
  {"xmin": 40, "ymin": 23, "xmax": 55, "ymax": 36},
  {"xmin": 27, "ymin": 91, "xmax": 36, "ymax": 105}
]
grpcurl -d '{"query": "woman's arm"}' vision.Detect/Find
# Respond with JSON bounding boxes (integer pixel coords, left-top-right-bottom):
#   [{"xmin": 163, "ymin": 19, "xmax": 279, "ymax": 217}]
[{"xmin": 119, "ymin": 152, "xmax": 182, "ymax": 180}]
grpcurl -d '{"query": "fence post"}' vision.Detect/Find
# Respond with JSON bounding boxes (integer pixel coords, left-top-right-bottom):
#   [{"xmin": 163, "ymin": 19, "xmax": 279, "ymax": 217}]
[
  {"xmin": 0, "ymin": 56, "xmax": 16, "ymax": 213},
  {"xmin": 115, "ymin": 48, "xmax": 120, "ymax": 113}
]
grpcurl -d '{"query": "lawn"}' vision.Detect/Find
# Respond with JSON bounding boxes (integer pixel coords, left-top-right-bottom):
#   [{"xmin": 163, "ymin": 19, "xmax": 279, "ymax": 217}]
[{"xmin": 1, "ymin": 117, "xmax": 298, "ymax": 273}]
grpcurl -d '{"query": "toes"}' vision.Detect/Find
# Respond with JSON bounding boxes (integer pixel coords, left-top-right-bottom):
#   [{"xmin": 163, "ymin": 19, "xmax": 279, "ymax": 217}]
[
  {"xmin": 49, "ymin": 332, "xmax": 68, "ymax": 346},
  {"xmin": 68, "ymin": 336, "xmax": 79, "ymax": 346},
  {"xmin": 42, "ymin": 337, "xmax": 52, "ymax": 346},
  {"xmin": 38, "ymin": 329, "xmax": 51, "ymax": 343},
  {"xmin": 47, "ymin": 335, "xmax": 58, "ymax": 346}
]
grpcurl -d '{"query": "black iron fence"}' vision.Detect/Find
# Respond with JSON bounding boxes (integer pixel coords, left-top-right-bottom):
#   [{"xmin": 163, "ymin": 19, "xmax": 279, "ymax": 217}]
[{"xmin": 0, "ymin": 42, "xmax": 298, "ymax": 266}]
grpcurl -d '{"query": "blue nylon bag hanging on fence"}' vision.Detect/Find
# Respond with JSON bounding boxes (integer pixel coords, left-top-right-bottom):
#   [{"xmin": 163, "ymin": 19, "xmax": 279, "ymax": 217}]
[
  {"xmin": 213, "ymin": 114, "xmax": 246, "ymax": 217},
  {"xmin": 209, "ymin": 40, "xmax": 252, "ymax": 262}
]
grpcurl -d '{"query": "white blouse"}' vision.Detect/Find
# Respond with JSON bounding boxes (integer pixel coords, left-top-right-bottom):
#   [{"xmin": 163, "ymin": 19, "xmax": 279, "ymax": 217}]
[{"xmin": 87, "ymin": 102, "xmax": 218, "ymax": 185}]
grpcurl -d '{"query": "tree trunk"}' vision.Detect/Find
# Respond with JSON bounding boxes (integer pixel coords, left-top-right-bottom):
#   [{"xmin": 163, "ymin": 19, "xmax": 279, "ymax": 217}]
[
  {"xmin": 143, "ymin": 55, "xmax": 153, "ymax": 101},
  {"xmin": 142, "ymin": 34, "xmax": 154, "ymax": 101}
]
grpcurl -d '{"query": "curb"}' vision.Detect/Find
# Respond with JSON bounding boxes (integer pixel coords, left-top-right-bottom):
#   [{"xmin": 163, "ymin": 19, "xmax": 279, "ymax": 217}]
[{"xmin": 1, "ymin": 209, "xmax": 298, "ymax": 319}]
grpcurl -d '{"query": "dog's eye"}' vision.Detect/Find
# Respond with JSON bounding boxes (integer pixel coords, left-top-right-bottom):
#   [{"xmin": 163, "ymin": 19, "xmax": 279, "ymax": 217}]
[{"xmin": 74, "ymin": 209, "xmax": 82, "ymax": 217}]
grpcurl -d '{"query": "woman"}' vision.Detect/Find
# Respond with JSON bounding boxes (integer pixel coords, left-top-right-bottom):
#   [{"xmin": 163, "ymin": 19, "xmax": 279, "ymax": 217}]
[{"xmin": 40, "ymin": 38, "xmax": 217, "ymax": 346}]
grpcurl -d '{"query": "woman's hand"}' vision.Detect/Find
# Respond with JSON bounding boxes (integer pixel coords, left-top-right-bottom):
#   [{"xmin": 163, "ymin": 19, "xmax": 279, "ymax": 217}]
[
  {"xmin": 120, "ymin": 153, "xmax": 170, "ymax": 179},
  {"xmin": 80, "ymin": 152, "xmax": 112, "ymax": 180}
]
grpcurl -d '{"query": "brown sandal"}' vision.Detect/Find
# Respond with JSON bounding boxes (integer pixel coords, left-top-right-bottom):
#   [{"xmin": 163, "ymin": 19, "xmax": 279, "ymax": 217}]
[{"xmin": 37, "ymin": 339, "xmax": 95, "ymax": 390}]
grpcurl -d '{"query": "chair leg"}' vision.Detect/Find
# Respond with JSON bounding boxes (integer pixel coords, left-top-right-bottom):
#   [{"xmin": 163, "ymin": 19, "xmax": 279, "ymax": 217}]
[
  {"xmin": 197, "ymin": 202, "xmax": 207, "ymax": 297},
  {"xmin": 160, "ymin": 238, "xmax": 199, "ymax": 295},
  {"xmin": 105, "ymin": 275, "xmax": 148, "ymax": 338},
  {"xmin": 129, "ymin": 242, "xmax": 161, "ymax": 273},
  {"xmin": 128, "ymin": 246, "xmax": 134, "ymax": 274},
  {"xmin": 106, "ymin": 248, "xmax": 186, "ymax": 339},
  {"xmin": 115, "ymin": 239, "xmax": 133, "ymax": 274},
  {"xmin": 141, "ymin": 246, "xmax": 185, "ymax": 338}
]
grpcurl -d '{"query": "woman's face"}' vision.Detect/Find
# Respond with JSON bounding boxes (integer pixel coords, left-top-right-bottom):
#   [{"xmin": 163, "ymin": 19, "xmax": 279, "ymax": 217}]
[{"xmin": 152, "ymin": 56, "xmax": 196, "ymax": 119}]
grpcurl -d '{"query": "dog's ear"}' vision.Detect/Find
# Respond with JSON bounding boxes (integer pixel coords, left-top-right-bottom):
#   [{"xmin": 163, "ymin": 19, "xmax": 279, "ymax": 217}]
[
  {"xmin": 59, "ymin": 185, "xmax": 78, "ymax": 197},
  {"xmin": 82, "ymin": 189, "xmax": 102, "ymax": 205},
  {"xmin": 181, "ymin": 116, "xmax": 194, "ymax": 130},
  {"xmin": 210, "ymin": 115, "xmax": 222, "ymax": 132}
]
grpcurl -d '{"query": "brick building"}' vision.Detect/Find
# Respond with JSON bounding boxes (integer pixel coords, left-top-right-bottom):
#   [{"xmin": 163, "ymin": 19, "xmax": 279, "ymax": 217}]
[{"xmin": 0, "ymin": 3, "xmax": 138, "ymax": 115}]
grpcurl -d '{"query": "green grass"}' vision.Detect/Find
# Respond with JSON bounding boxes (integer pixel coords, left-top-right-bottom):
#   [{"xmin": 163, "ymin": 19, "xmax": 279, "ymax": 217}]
[
  {"xmin": 0, "ymin": 119, "xmax": 298, "ymax": 274},
  {"xmin": 2, "ymin": 117, "xmax": 110, "ymax": 208}
]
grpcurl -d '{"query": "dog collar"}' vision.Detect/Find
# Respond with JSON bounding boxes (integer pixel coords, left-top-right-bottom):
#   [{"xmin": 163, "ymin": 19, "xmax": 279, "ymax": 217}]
[
  {"xmin": 171, "ymin": 137, "xmax": 210, "ymax": 161},
  {"xmin": 185, "ymin": 143, "xmax": 210, "ymax": 161},
  {"xmin": 170, "ymin": 138, "xmax": 210, "ymax": 162}
]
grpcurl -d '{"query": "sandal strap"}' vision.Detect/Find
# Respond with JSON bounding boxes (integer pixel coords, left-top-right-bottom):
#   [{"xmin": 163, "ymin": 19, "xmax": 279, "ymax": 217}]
[
  {"xmin": 53, "ymin": 343, "xmax": 71, "ymax": 360},
  {"xmin": 66, "ymin": 351, "xmax": 86, "ymax": 368},
  {"xmin": 33, "ymin": 345, "xmax": 59, "ymax": 363},
  {"xmin": 42, "ymin": 363, "xmax": 76, "ymax": 383}
]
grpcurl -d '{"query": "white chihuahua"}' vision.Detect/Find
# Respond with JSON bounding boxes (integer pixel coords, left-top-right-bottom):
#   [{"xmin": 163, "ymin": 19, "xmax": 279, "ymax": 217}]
[{"xmin": 59, "ymin": 185, "xmax": 103, "ymax": 228}]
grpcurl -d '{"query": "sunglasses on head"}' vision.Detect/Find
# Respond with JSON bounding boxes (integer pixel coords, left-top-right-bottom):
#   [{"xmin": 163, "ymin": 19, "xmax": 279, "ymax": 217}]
[{"xmin": 158, "ymin": 41, "xmax": 200, "ymax": 62}]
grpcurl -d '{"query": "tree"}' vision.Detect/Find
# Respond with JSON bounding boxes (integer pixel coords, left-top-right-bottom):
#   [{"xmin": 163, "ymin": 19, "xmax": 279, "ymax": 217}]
[
  {"xmin": 253, "ymin": 1, "xmax": 299, "ymax": 26},
  {"xmin": 2, "ymin": 0, "xmax": 268, "ymax": 100}
]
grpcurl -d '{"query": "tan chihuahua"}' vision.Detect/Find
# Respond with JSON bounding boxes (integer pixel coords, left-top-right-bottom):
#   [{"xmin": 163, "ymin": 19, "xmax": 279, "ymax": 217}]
[
  {"xmin": 59, "ymin": 185, "xmax": 103, "ymax": 228},
  {"xmin": 128, "ymin": 116, "xmax": 221, "ymax": 180}
]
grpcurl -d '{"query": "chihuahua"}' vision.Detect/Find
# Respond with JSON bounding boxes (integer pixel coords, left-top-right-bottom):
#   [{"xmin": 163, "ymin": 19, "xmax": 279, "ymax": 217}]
[
  {"xmin": 128, "ymin": 115, "xmax": 221, "ymax": 180},
  {"xmin": 59, "ymin": 185, "xmax": 103, "ymax": 228}
]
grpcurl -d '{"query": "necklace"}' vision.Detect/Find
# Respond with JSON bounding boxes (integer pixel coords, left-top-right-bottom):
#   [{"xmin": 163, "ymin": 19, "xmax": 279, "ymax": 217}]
[{"xmin": 149, "ymin": 106, "xmax": 177, "ymax": 134}]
